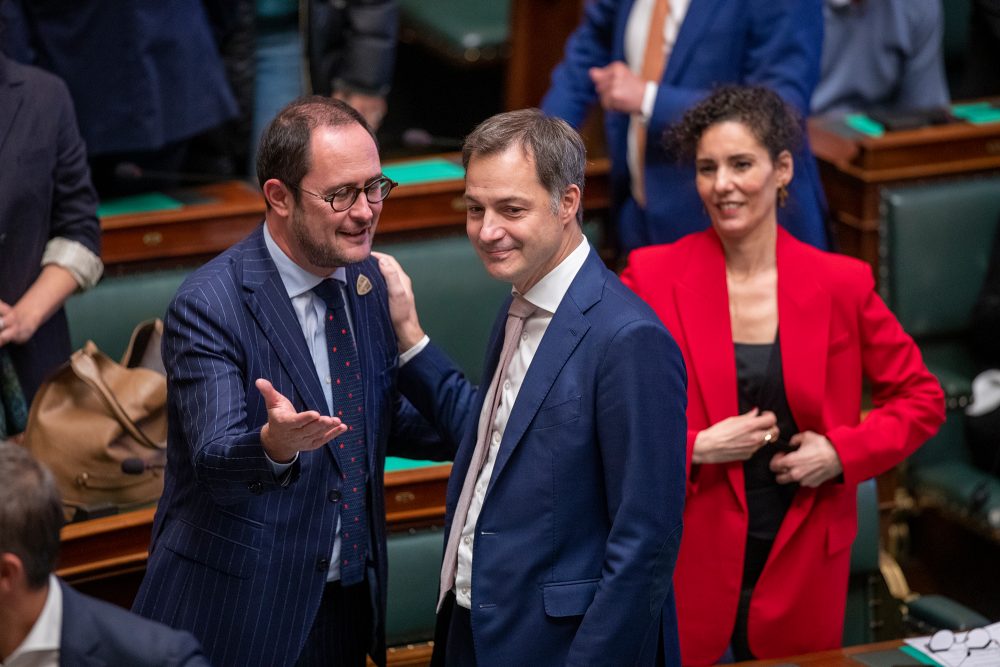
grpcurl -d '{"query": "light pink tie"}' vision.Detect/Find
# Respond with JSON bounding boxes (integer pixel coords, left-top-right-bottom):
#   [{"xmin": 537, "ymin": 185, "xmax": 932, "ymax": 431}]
[{"xmin": 438, "ymin": 296, "xmax": 535, "ymax": 609}]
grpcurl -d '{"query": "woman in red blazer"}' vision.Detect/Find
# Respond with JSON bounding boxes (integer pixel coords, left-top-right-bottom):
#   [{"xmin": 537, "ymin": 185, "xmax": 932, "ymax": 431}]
[{"xmin": 621, "ymin": 86, "xmax": 944, "ymax": 665}]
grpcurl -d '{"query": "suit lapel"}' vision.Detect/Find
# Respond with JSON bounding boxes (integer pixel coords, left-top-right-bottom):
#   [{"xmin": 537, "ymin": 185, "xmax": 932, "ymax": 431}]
[
  {"xmin": 342, "ymin": 261, "xmax": 384, "ymax": 470},
  {"xmin": 241, "ymin": 230, "xmax": 330, "ymax": 417},
  {"xmin": 59, "ymin": 582, "xmax": 106, "ymax": 667},
  {"xmin": 771, "ymin": 229, "xmax": 831, "ymax": 553},
  {"xmin": 0, "ymin": 58, "xmax": 25, "ymax": 162},
  {"xmin": 486, "ymin": 252, "xmax": 598, "ymax": 491},
  {"xmin": 663, "ymin": 0, "xmax": 726, "ymax": 84},
  {"xmin": 674, "ymin": 232, "xmax": 746, "ymax": 509}
]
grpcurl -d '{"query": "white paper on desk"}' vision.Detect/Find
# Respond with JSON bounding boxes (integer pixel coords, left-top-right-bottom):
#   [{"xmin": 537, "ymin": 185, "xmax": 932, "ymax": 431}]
[{"xmin": 903, "ymin": 622, "xmax": 1000, "ymax": 667}]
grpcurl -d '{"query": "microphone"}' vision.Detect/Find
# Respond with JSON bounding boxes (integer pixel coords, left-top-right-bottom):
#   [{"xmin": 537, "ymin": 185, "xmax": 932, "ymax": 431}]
[
  {"xmin": 113, "ymin": 162, "xmax": 223, "ymax": 185},
  {"xmin": 121, "ymin": 458, "xmax": 166, "ymax": 475},
  {"xmin": 401, "ymin": 128, "xmax": 464, "ymax": 150}
]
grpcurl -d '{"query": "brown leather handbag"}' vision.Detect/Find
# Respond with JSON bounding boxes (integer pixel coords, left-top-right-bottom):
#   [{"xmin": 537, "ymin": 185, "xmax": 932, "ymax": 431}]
[{"xmin": 24, "ymin": 320, "xmax": 167, "ymax": 520}]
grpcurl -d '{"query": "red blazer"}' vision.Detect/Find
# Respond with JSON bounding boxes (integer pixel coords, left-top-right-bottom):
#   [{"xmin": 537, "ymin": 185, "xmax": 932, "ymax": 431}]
[{"xmin": 621, "ymin": 228, "xmax": 944, "ymax": 665}]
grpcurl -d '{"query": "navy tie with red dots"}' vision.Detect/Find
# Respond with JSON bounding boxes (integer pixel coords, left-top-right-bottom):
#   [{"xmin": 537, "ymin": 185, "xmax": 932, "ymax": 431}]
[{"xmin": 313, "ymin": 279, "xmax": 368, "ymax": 586}]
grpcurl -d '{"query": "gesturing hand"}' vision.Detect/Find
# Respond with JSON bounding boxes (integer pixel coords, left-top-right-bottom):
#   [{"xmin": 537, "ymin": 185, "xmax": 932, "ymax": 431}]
[
  {"xmin": 770, "ymin": 431, "xmax": 843, "ymax": 487},
  {"xmin": 589, "ymin": 62, "xmax": 647, "ymax": 114},
  {"xmin": 256, "ymin": 379, "xmax": 346, "ymax": 464},
  {"xmin": 692, "ymin": 408, "xmax": 779, "ymax": 464}
]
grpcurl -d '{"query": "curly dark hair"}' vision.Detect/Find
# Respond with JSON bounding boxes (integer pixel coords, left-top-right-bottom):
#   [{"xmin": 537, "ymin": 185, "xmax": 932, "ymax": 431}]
[{"xmin": 666, "ymin": 85, "xmax": 803, "ymax": 163}]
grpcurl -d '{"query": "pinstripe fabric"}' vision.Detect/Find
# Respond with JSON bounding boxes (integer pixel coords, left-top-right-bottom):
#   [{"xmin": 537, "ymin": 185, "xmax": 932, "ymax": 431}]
[{"xmin": 131, "ymin": 225, "xmax": 441, "ymax": 667}]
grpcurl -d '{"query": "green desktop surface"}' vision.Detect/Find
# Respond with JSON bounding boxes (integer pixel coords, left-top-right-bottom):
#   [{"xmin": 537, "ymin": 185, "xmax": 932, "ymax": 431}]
[
  {"xmin": 97, "ymin": 192, "xmax": 185, "ymax": 218},
  {"xmin": 382, "ymin": 157, "xmax": 465, "ymax": 185},
  {"xmin": 385, "ymin": 457, "xmax": 449, "ymax": 472}
]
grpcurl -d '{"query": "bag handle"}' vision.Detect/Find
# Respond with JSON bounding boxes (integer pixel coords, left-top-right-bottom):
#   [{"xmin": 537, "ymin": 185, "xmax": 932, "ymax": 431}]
[{"xmin": 70, "ymin": 344, "xmax": 164, "ymax": 451}]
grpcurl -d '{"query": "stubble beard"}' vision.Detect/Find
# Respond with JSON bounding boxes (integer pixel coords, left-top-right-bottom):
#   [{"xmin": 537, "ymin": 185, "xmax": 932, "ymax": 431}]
[{"xmin": 290, "ymin": 205, "xmax": 371, "ymax": 269}]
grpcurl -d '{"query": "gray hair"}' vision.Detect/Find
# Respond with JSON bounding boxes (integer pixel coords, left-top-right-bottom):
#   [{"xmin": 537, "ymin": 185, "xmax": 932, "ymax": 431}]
[
  {"xmin": 0, "ymin": 442, "xmax": 64, "ymax": 589},
  {"xmin": 462, "ymin": 109, "xmax": 586, "ymax": 224}
]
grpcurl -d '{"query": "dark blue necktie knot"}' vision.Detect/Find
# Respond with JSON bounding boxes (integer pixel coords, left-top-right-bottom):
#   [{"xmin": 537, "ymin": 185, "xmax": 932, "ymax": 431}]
[{"xmin": 312, "ymin": 279, "xmax": 345, "ymax": 309}]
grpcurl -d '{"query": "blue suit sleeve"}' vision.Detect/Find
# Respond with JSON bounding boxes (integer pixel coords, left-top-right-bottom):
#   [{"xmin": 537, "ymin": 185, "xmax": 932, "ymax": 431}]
[
  {"xmin": 567, "ymin": 318, "xmax": 687, "ymax": 665},
  {"xmin": 397, "ymin": 342, "xmax": 481, "ymax": 451},
  {"xmin": 162, "ymin": 288, "xmax": 293, "ymax": 505},
  {"xmin": 647, "ymin": 0, "xmax": 823, "ymax": 141},
  {"xmin": 540, "ymin": 0, "xmax": 619, "ymax": 127}
]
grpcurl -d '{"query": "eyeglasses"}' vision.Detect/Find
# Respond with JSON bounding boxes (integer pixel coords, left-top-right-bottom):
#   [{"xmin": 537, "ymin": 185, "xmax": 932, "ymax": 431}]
[
  {"xmin": 292, "ymin": 176, "xmax": 398, "ymax": 212},
  {"xmin": 928, "ymin": 628, "xmax": 999, "ymax": 665}
]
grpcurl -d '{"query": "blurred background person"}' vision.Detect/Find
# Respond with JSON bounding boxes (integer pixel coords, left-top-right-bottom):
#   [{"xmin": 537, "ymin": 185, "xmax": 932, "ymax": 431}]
[
  {"xmin": 2, "ymin": 0, "xmax": 239, "ymax": 196},
  {"xmin": 0, "ymin": 47, "xmax": 102, "ymax": 436},
  {"xmin": 621, "ymin": 86, "xmax": 945, "ymax": 664},
  {"xmin": 541, "ymin": 0, "xmax": 830, "ymax": 255},
  {"xmin": 0, "ymin": 442, "xmax": 210, "ymax": 666},
  {"xmin": 249, "ymin": 0, "xmax": 398, "ymax": 169},
  {"xmin": 812, "ymin": 0, "xmax": 950, "ymax": 116}
]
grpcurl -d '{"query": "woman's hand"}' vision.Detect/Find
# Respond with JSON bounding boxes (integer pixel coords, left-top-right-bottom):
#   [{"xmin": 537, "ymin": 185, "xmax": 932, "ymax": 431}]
[
  {"xmin": 692, "ymin": 408, "xmax": 779, "ymax": 464},
  {"xmin": 770, "ymin": 431, "xmax": 843, "ymax": 487},
  {"xmin": 0, "ymin": 300, "xmax": 40, "ymax": 347}
]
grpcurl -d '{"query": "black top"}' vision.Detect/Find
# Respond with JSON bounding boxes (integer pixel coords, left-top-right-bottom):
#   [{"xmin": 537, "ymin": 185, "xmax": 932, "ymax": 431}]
[{"xmin": 734, "ymin": 334, "xmax": 799, "ymax": 542}]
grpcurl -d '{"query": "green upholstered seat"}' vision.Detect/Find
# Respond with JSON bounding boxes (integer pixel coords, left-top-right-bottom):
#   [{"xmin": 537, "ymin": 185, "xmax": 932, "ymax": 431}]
[
  {"xmin": 398, "ymin": 0, "xmax": 510, "ymax": 64},
  {"xmin": 385, "ymin": 527, "xmax": 444, "ymax": 646},
  {"xmin": 879, "ymin": 176, "xmax": 1000, "ymax": 541},
  {"xmin": 65, "ymin": 268, "xmax": 191, "ymax": 360},
  {"xmin": 844, "ymin": 480, "xmax": 884, "ymax": 646},
  {"xmin": 377, "ymin": 234, "xmax": 510, "ymax": 384}
]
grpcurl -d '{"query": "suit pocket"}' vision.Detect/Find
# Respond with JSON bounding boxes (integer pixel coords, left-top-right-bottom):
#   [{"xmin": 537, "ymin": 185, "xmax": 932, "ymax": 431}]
[
  {"xmin": 161, "ymin": 518, "xmax": 260, "ymax": 579},
  {"xmin": 531, "ymin": 396, "xmax": 581, "ymax": 430},
  {"xmin": 541, "ymin": 578, "xmax": 600, "ymax": 618}
]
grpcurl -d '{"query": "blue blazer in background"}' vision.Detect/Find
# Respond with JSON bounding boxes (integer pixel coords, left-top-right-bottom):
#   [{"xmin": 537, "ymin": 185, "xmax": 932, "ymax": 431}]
[
  {"xmin": 400, "ymin": 249, "xmax": 688, "ymax": 666},
  {"xmin": 132, "ymin": 227, "xmax": 447, "ymax": 667},
  {"xmin": 0, "ymin": 55, "xmax": 100, "ymax": 401},
  {"xmin": 541, "ymin": 0, "xmax": 829, "ymax": 252},
  {"xmin": 60, "ymin": 580, "xmax": 209, "ymax": 667}
]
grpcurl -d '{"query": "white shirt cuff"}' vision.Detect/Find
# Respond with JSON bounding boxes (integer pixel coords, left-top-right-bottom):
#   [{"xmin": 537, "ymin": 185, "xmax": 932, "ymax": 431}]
[
  {"xmin": 398, "ymin": 335, "xmax": 430, "ymax": 366},
  {"xmin": 641, "ymin": 81, "xmax": 659, "ymax": 123},
  {"xmin": 266, "ymin": 450, "xmax": 298, "ymax": 478},
  {"xmin": 42, "ymin": 237, "xmax": 104, "ymax": 290}
]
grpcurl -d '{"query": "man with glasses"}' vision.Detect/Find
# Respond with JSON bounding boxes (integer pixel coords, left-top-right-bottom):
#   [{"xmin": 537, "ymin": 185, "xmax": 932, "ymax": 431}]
[{"xmin": 132, "ymin": 96, "xmax": 448, "ymax": 667}]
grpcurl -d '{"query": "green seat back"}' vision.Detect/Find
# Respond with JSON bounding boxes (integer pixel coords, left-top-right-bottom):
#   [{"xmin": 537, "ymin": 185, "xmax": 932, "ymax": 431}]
[
  {"xmin": 879, "ymin": 177, "xmax": 1000, "ymax": 340},
  {"xmin": 399, "ymin": 0, "xmax": 510, "ymax": 61},
  {"xmin": 65, "ymin": 268, "xmax": 191, "ymax": 360},
  {"xmin": 843, "ymin": 479, "xmax": 882, "ymax": 646},
  {"xmin": 377, "ymin": 234, "xmax": 510, "ymax": 384},
  {"xmin": 385, "ymin": 527, "xmax": 444, "ymax": 646}
]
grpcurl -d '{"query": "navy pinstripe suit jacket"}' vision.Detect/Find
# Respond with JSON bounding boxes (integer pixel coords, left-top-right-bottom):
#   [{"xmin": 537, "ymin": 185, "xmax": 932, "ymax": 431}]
[{"xmin": 132, "ymin": 226, "xmax": 448, "ymax": 667}]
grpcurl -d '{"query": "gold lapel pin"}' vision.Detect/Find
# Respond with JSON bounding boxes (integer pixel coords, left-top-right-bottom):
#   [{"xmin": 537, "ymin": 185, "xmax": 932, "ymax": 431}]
[{"xmin": 356, "ymin": 274, "xmax": 373, "ymax": 296}]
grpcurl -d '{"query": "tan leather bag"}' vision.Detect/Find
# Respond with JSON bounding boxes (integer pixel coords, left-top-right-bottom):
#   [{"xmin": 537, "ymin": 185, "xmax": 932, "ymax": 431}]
[{"xmin": 24, "ymin": 320, "xmax": 167, "ymax": 520}]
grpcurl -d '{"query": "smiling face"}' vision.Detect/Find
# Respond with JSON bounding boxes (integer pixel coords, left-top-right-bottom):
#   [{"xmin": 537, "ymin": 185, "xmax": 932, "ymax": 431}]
[
  {"xmin": 464, "ymin": 144, "xmax": 581, "ymax": 293},
  {"xmin": 268, "ymin": 123, "xmax": 383, "ymax": 275},
  {"xmin": 695, "ymin": 120, "xmax": 792, "ymax": 242}
]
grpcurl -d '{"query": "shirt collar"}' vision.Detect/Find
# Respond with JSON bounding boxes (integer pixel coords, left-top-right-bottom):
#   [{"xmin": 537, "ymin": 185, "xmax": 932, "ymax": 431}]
[
  {"xmin": 263, "ymin": 223, "xmax": 346, "ymax": 298},
  {"xmin": 517, "ymin": 236, "xmax": 589, "ymax": 314},
  {"xmin": 7, "ymin": 575, "xmax": 62, "ymax": 662}
]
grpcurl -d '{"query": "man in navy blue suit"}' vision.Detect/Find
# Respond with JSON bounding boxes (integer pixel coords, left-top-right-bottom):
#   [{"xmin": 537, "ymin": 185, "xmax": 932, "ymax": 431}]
[
  {"xmin": 375, "ymin": 110, "xmax": 687, "ymax": 666},
  {"xmin": 0, "ymin": 442, "xmax": 209, "ymax": 667},
  {"xmin": 541, "ymin": 0, "xmax": 829, "ymax": 254},
  {"xmin": 132, "ymin": 97, "xmax": 447, "ymax": 667}
]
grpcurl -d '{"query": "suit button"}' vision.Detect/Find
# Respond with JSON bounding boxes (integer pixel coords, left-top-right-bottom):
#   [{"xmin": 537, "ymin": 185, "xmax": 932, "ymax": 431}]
[
  {"xmin": 247, "ymin": 480, "xmax": 263, "ymax": 495},
  {"xmin": 328, "ymin": 490, "xmax": 341, "ymax": 503},
  {"xmin": 316, "ymin": 557, "xmax": 330, "ymax": 572}
]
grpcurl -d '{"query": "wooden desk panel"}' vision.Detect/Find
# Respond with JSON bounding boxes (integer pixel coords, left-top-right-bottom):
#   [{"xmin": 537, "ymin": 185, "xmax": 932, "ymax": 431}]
[
  {"xmin": 809, "ymin": 114, "xmax": 1000, "ymax": 271},
  {"xmin": 99, "ymin": 156, "xmax": 611, "ymax": 269},
  {"xmin": 739, "ymin": 640, "xmax": 910, "ymax": 666},
  {"xmin": 57, "ymin": 464, "xmax": 451, "ymax": 606}
]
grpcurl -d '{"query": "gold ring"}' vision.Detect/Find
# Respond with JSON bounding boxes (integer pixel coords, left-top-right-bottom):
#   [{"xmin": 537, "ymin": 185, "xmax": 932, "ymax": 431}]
[{"xmin": 763, "ymin": 431, "xmax": 774, "ymax": 445}]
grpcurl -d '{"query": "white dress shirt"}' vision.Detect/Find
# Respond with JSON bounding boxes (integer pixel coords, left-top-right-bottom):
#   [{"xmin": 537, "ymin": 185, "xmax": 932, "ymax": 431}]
[
  {"xmin": 623, "ymin": 0, "xmax": 691, "ymax": 206},
  {"xmin": 263, "ymin": 224, "xmax": 352, "ymax": 582},
  {"xmin": 450, "ymin": 237, "xmax": 591, "ymax": 609},
  {"xmin": 3, "ymin": 575, "xmax": 62, "ymax": 667}
]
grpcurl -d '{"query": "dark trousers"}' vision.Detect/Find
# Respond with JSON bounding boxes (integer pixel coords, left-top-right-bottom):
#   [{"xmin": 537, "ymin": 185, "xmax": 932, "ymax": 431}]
[
  {"xmin": 295, "ymin": 579, "xmax": 371, "ymax": 667},
  {"xmin": 430, "ymin": 592, "xmax": 476, "ymax": 667}
]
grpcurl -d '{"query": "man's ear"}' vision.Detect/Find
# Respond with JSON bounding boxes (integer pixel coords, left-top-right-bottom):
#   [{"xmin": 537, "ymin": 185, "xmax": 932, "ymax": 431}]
[
  {"xmin": 263, "ymin": 179, "xmax": 294, "ymax": 216},
  {"xmin": 0, "ymin": 553, "xmax": 25, "ymax": 594},
  {"xmin": 560, "ymin": 184, "xmax": 582, "ymax": 225}
]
